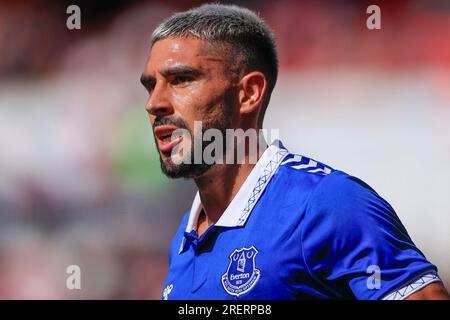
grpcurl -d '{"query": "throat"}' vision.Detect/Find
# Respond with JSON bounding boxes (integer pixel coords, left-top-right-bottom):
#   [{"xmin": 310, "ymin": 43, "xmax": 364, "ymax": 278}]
[{"xmin": 196, "ymin": 210, "xmax": 210, "ymax": 237}]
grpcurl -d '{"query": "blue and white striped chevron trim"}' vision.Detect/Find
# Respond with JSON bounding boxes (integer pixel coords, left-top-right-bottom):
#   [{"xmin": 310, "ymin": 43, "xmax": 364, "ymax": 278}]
[
  {"xmin": 281, "ymin": 154, "xmax": 332, "ymax": 175},
  {"xmin": 382, "ymin": 272, "xmax": 441, "ymax": 300}
]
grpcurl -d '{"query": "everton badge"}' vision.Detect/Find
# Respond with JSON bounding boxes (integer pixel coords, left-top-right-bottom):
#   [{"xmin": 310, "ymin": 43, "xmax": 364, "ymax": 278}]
[{"xmin": 221, "ymin": 246, "xmax": 260, "ymax": 297}]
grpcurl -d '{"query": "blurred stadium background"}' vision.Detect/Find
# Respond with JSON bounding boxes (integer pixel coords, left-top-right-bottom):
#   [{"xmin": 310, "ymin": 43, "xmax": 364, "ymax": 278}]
[{"xmin": 0, "ymin": 0, "xmax": 449, "ymax": 299}]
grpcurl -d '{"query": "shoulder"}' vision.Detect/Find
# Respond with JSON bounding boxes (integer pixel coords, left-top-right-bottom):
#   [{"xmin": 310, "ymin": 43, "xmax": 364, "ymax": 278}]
[
  {"xmin": 273, "ymin": 153, "xmax": 337, "ymax": 202},
  {"xmin": 298, "ymin": 169, "xmax": 438, "ymax": 299},
  {"xmin": 305, "ymin": 169, "xmax": 399, "ymax": 229},
  {"xmin": 308, "ymin": 169, "xmax": 387, "ymax": 211},
  {"xmin": 301, "ymin": 169, "xmax": 405, "ymax": 243},
  {"xmin": 272, "ymin": 151, "xmax": 396, "ymax": 230}
]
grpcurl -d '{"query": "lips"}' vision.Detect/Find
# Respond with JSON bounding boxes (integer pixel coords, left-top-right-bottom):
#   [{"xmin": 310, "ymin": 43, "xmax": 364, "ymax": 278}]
[{"xmin": 154, "ymin": 125, "xmax": 183, "ymax": 154}]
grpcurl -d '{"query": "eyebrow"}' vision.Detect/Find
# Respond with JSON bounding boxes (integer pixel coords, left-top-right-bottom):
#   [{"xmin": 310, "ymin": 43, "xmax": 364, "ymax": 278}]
[
  {"xmin": 140, "ymin": 65, "xmax": 204, "ymax": 89},
  {"xmin": 161, "ymin": 65, "xmax": 204, "ymax": 78}
]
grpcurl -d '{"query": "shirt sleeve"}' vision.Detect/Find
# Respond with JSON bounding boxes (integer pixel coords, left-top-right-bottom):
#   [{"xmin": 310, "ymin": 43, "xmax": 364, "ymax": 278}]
[{"xmin": 301, "ymin": 170, "xmax": 439, "ymax": 300}]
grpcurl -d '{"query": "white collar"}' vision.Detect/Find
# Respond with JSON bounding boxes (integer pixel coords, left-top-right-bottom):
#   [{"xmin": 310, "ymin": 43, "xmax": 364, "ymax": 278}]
[{"xmin": 179, "ymin": 140, "xmax": 289, "ymax": 254}]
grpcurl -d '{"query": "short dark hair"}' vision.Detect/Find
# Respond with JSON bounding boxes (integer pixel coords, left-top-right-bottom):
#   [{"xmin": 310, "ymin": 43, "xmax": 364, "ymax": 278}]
[{"xmin": 151, "ymin": 3, "xmax": 278, "ymax": 125}]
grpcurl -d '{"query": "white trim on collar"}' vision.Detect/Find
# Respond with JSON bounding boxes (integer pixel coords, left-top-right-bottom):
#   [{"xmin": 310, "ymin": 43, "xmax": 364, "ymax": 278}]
[{"xmin": 178, "ymin": 140, "xmax": 289, "ymax": 254}]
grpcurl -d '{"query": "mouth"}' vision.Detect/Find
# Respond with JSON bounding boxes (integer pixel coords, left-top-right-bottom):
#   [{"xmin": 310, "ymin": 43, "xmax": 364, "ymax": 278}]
[{"xmin": 154, "ymin": 125, "xmax": 183, "ymax": 155}]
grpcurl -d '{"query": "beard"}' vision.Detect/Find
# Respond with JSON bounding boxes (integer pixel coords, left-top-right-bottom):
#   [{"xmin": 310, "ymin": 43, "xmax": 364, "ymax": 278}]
[{"xmin": 153, "ymin": 102, "xmax": 233, "ymax": 179}]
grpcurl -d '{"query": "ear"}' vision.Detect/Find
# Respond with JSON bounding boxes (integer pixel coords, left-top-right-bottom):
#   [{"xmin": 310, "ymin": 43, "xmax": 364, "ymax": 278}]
[{"xmin": 238, "ymin": 71, "xmax": 267, "ymax": 117}]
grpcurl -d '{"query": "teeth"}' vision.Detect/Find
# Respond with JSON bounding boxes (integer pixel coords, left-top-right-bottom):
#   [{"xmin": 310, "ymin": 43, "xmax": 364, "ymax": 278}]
[
  {"xmin": 160, "ymin": 133, "xmax": 172, "ymax": 141},
  {"xmin": 156, "ymin": 127, "xmax": 177, "ymax": 141}
]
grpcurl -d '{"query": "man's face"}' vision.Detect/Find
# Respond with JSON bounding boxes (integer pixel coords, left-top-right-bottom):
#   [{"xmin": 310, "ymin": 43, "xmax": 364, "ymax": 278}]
[{"xmin": 141, "ymin": 37, "xmax": 236, "ymax": 178}]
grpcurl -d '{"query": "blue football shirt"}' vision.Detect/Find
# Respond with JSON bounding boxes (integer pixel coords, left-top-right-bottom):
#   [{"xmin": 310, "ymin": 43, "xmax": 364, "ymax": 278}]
[{"xmin": 161, "ymin": 140, "xmax": 441, "ymax": 300}]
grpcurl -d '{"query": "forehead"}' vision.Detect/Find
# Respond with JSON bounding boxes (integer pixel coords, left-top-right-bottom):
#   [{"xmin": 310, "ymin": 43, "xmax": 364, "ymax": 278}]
[{"xmin": 144, "ymin": 37, "xmax": 225, "ymax": 74}]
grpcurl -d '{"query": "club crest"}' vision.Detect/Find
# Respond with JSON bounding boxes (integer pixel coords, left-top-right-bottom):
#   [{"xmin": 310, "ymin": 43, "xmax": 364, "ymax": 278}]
[{"xmin": 221, "ymin": 246, "xmax": 260, "ymax": 297}]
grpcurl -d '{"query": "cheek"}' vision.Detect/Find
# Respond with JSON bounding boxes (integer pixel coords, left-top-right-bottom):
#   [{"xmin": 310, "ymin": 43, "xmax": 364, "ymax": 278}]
[
  {"xmin": 172, "ymin": 83, "xmax": 212, "ymax": 120},
  {"xmin": 172, "ymin": 81, "xmax": 234, "ymax": 128},
  {"xmin": 171, "ymin": 85, "xmax": 199, "ymax": 112}
]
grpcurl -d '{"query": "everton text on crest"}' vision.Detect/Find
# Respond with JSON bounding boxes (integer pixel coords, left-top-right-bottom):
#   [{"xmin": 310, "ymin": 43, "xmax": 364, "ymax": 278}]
[{"xmin": 221, "ymin": 246, "xmax": 261, "ymax": 297}]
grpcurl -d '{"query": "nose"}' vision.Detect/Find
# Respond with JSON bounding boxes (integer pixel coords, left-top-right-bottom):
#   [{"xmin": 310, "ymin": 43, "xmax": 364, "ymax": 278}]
[{"xmin": 145, "ymin": 83, "xmax": 174, "ymax": 118}]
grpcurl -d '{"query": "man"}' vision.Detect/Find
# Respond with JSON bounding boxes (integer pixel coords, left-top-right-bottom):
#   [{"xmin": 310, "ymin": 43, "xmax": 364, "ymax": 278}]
[{"xmin": 140, "ymin": 4, "xmax": 449, "ymax": 300}]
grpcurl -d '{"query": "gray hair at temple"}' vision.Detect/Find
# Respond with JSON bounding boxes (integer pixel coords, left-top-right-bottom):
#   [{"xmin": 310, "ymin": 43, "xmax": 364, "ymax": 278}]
[{"xmin": 151, "ymin": 3, "xmax": 279, "ymax": 126}]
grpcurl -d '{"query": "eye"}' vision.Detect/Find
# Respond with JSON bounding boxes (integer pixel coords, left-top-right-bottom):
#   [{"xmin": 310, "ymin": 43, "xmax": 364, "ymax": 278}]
[
  {"xmin": 146, "ymin": 84, "xmax": 155, "ymax": 94},
  {"xmin": 141, "ymin": 79, "xmax": 155, "ymax": 94},
  {"xmin": 171, "ymin": 75, "xmax": 194, "ymax": 86}
]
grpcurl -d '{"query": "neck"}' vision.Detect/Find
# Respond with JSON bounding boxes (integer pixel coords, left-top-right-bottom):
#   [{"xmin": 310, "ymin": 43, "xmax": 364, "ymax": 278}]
[{"xmin": 194, "ymin": 140, "xmax": 268, "ymax": 228}]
